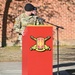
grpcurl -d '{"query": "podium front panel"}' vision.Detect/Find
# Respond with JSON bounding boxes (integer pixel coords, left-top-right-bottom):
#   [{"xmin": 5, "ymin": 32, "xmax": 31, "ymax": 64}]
[{"xmin": 22, "ymin": 26, "xmax": 53, "ymax": 75}]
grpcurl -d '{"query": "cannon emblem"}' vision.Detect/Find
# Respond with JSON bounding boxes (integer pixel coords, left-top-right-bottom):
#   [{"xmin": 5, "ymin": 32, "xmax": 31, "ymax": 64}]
[{"xmin": 30, "ymin": 36, "xmax": 51, "ymax": 52}]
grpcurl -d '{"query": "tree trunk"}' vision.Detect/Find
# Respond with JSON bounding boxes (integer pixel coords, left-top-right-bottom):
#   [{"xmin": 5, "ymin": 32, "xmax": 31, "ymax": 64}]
[{"xmin": 2, "ymin": 0, "xmax": 12, "ymax": 47}]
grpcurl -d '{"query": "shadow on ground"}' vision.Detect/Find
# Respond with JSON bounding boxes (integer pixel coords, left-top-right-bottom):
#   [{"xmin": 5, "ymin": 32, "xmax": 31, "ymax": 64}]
[
  {"xmin": 66, "ymin": 69, "xmax": 75, "ymax": 75},
  {"xmin": 53, "ymin": 70, "xmax": 69, "ymax": 75},
  {"xmin": 53, "ymin": 62, "xmax": 75, "ymax": 68},
  {"xmin": 53, "ymin": 62, "xmax": 75, "ymax": 75}
]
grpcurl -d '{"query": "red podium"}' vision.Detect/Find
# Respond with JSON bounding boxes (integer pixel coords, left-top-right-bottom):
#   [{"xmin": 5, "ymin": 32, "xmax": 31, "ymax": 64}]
[{"xmin": 22, "ymin": 26, "xmax": 53, "ymax": 75}]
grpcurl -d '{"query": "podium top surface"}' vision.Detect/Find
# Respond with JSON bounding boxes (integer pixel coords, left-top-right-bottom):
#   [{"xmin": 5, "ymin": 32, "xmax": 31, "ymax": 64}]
[{"xmin": 26, "ymin": 25, "xmax": 53, "ymax": 27}]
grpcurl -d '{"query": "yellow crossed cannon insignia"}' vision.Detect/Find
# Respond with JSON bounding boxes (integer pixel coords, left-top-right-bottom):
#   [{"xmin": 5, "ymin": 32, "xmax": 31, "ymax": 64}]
[{"xmin": 30, "ymin": 36, "xmax": 51, "ymax": 52}]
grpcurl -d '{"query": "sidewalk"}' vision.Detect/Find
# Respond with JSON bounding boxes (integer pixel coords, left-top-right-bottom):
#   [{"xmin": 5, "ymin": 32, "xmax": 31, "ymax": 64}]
[
  {"xmin": 0, "ymin": 62, "xmax": 21, "ymax": 75},
  {"xmin": 0, "ymin": 62, "xmax": 75, "ymax": 75},
  {"xmin": 53, "ymin": 61, "xmax": 75, "ymax": 75}
]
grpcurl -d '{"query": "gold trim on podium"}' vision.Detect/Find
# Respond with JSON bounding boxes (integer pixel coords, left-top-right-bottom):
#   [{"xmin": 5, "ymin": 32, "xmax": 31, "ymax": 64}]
[{"xmin": 27, "ymin": 25, "xmax": 53, "ymax": 27}]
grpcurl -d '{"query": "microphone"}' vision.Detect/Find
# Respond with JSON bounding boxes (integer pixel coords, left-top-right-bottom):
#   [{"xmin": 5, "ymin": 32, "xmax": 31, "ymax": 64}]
[{"xmin": 36, "ymin": 17, "xmax": 64, "ymax": 29}]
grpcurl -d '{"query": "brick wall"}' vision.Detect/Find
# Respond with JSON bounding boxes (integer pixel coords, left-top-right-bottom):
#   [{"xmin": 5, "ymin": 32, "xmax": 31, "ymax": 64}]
[{"xmin": 0, "ymin": 0, "xmax": 75, "ymax": 46}]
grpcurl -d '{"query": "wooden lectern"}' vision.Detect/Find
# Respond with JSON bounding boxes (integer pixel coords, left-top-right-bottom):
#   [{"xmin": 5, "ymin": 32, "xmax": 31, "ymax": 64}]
[{"xmin": 22, "ymin": 26, "xmax": 53, "ymax": 75}]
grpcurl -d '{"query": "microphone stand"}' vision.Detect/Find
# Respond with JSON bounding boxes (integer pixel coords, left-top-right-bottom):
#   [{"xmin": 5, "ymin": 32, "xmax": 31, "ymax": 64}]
[{"xmin": 44, "ymin": 21, "xmax": 64, "ymax": 75}]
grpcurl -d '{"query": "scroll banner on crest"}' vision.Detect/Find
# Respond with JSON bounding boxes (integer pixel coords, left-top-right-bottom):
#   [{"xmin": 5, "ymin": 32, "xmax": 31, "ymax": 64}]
[{"xmin": 22, "ymin": 25, "xmax": 53, "ymax": 75}]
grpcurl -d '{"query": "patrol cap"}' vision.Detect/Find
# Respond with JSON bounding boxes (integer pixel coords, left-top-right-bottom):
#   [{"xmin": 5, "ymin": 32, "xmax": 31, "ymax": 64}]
[
  {"xmin": 34, "ymin": 7, "xmax": 37, "ymax": 10},
  {"xmin": 24, "ymin": 3, "xmax": 36, "ymax": 11}
]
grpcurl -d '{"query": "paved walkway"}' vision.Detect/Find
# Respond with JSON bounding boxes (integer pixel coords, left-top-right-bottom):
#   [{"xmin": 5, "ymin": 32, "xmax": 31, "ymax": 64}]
[
  {"xmin": 53, "ymin": 61, "xmax": 75, "ymax": 75},
  {"xmin": 0, "ymin": 62, "xmax": 21, "ymax": 75},
  {"xmin": 0, "ymin": 61, "xmax": 75, "ymax": 75}
]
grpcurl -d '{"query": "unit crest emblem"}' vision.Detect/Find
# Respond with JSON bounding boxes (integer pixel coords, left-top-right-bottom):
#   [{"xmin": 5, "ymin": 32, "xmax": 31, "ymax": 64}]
[{"xmin": 30, "ymin": 36, "xmax": 51, "ymax": 52}]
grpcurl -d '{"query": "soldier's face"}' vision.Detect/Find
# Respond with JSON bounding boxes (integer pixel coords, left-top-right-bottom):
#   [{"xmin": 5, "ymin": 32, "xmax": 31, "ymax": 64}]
[{"xmin": 32, "ymin": 10, "xmax": 37, "ymax": 15}]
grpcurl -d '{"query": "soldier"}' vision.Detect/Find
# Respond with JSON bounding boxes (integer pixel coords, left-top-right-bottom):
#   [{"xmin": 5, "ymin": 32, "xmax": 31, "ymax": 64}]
[{"xmin": 13, "ymin": 3, "xmax": 44, "ymax": 46}]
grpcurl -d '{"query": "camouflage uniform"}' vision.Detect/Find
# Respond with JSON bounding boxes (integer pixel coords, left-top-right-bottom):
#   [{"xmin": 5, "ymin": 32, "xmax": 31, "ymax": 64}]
[{"xmin": 14, "ymin": 13, "xmax": 44, "ymax": 46}]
